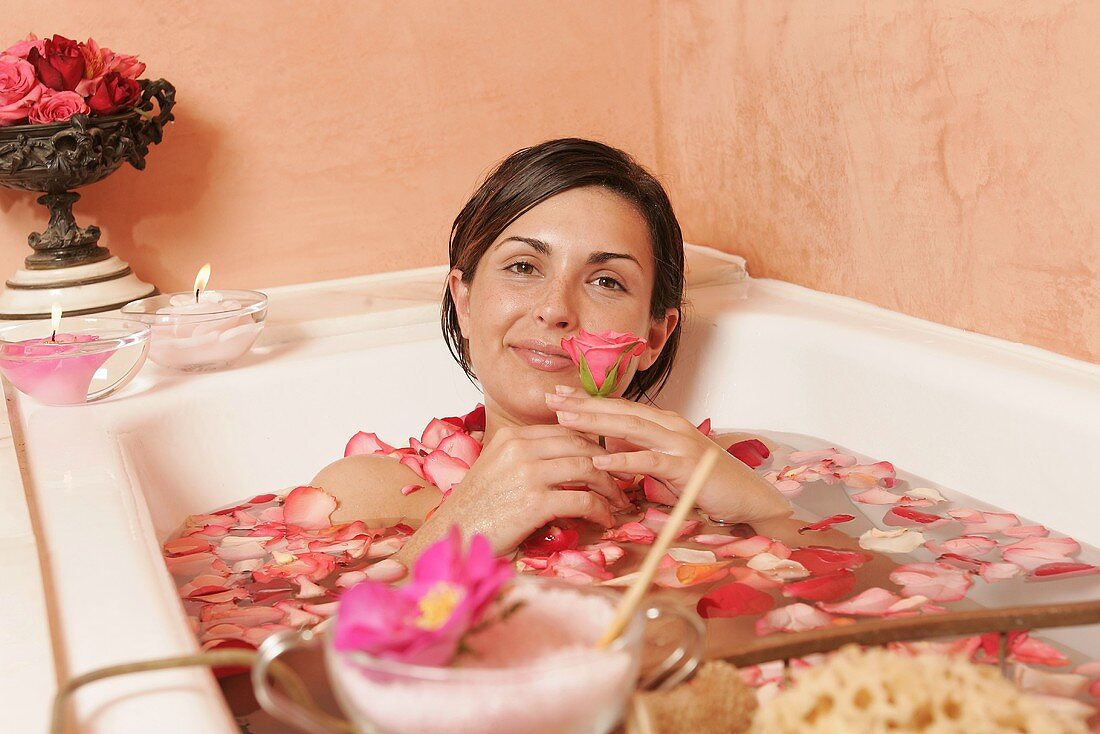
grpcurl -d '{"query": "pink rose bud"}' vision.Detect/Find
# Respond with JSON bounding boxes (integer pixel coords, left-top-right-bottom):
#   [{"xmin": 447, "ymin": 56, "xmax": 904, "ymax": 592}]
[{"xmin": 560, "ymin": 329, "xmax": 647, "ymax": 397}]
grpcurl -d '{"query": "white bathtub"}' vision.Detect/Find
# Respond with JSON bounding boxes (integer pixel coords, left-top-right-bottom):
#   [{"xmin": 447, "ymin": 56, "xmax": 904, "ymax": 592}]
[{"xmin": 5, "ymin": 245, "xmax": 1099, "ymax": 732}]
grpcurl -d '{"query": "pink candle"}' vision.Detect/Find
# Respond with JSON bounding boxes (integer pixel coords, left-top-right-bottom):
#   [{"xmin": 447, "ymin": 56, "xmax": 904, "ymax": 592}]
[{"xmin": 0, "ymin": 334, "xmax": 112, "ymax": 405}]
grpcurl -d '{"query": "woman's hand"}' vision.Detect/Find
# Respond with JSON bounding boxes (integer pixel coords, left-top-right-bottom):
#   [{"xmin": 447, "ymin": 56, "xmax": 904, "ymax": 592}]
[
  {"xmin": 396, "ymin": 423, "xmax": 630, "ymax": 561},
  {"xmin": 545, "ymin": 386, "xmax": 791, "ymax": 523}
]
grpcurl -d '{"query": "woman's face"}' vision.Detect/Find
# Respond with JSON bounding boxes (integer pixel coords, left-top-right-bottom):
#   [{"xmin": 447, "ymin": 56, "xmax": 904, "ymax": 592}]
[{"xmin": 449, "ymin": 186, "xmax": 679, "ymax": 428}]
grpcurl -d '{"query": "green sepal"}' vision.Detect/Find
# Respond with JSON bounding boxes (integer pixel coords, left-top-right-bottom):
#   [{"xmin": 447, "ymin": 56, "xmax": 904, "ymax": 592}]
[{"xmin": 577, "ymin": 352, "xmax": 600, "ymax": 396}]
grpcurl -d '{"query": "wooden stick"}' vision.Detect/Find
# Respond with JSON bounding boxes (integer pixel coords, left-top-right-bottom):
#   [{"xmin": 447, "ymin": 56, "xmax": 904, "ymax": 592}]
[{"xmin": 597, "ymin": 448, "xmax": 720, "ymax": 648}]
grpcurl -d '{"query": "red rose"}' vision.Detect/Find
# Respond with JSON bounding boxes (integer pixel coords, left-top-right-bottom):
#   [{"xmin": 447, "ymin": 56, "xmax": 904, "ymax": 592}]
[
  {"xmin": 86, "ymin": 71, "xmax": 141, "ymax": 115},
  {"xmin": 26, "ymin": 34, "xmax": 85, "ymax": 92}
]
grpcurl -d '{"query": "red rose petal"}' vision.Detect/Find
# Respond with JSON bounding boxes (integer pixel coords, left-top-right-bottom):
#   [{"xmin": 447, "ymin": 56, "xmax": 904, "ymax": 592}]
[
  {"xmin": 798, "ymin": 514, "xmax": 856, "ymax": 534},
  {"xmin": 781, "ymin": 569, "xmax": 855, "ymax": 602},
  {"xmin": 727, "ymin": 439, "xmax": 770, "ymax": 468},
  {"xmin": 788, "ymin": 546, "xmax": 873, "ymax": 575},
  {"xmin": 1029, "ymin": 562, "xmax": 1100, "ymax": 580},
  {"xmin": 697, "ymin": 582, "xmax": 777, "ymax": 618}
]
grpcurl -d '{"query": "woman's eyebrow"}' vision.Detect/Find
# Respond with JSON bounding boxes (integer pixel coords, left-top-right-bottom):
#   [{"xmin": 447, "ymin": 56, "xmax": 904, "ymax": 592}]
[{"xmin": 498, "ymin": 236, "xmax": 641, "ymax": 267}]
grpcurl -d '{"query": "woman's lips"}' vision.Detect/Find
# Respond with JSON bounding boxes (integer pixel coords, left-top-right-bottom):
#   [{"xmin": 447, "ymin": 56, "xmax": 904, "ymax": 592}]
[{"xmin": 510, "ymin": 346, "xmax": 573, "ymax": 372}]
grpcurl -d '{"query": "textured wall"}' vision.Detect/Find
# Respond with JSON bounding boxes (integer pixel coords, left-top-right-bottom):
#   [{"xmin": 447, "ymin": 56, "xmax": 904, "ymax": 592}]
[
  {"xmin": 0, "ymin": 1, "xmax": 660, "ymax": 290},
  {"xmin": 654, "ymin": 0, "xmax": 1099, "ymax": 363},
  {"xmin": 0, "ymin": 2, "xmax": 1096, "ymax": 362}
]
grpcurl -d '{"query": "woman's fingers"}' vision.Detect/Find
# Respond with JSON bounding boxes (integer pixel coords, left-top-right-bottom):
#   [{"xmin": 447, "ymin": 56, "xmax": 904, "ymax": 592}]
[
  {"xmin": 541, "ymin": 487, "xmax": 614, "ymax": 528},
  {"xmin": 547, "ymin": 389, "xmax": 691, "ymax": 433},
  {"xmin": 538, "ymin": 456, "xmax": 629, "ymax": 509},
  {"xmin": 511, "ymin": 434, "xmax": 609, "ymax": 461},
  {"xmin": 591, "ymin": 449, "xmax": 688, "ymax": 480},
  {"xmin": 552, "ymin": 407, "xmax": 683, "ymax": 452}
]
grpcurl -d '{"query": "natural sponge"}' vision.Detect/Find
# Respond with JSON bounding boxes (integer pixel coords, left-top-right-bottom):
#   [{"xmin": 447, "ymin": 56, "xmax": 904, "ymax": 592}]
[
  {"xmin": 750, "ymin": 645, "xmax": 1089, "ymax": 734},
  {"xmin": 631, "ymin": 660, "xmax": 757, "ymax": 734}
]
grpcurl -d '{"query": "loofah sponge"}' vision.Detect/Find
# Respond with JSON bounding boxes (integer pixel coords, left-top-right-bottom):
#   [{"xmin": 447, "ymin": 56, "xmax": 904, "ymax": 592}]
[
  {"xmin": 630, "ymin": 660, "xmax": 757, "ymax": 734},
  {"xmin": 750, "ymin": 645, "xmax": 1090, "ymax": 734}
]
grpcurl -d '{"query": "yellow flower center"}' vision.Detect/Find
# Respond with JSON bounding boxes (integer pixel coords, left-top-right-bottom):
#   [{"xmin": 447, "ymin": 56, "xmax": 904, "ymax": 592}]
[{"xmin": 414, "ymin": 582, "xmax": 464, "ymax": 630}]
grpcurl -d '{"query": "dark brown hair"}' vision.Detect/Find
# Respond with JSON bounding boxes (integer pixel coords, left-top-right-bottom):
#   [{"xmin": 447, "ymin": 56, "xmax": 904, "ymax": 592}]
[{"xmin": 441, "ymin": 138, "xmax": 685, "ymax": 401}]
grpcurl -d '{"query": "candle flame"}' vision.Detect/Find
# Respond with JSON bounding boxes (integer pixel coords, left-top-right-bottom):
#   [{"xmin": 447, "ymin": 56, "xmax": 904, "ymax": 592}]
[
  {"xmin": 50, "ymin": 303, "xmax": 62, "ymax": 341},
  {"xmin": 193, "ymin": 263, "xmax": 212, "ymax": 300}
]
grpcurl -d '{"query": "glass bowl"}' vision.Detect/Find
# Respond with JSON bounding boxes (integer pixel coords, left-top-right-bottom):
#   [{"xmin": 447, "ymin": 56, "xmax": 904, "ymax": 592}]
[
  {"xmin": 121, "ymin": 289, "xmax": 267, "ymax": 372},
  {"xmin": 0, "ymin": 316, "xmax": 150, "ymax": 405}
]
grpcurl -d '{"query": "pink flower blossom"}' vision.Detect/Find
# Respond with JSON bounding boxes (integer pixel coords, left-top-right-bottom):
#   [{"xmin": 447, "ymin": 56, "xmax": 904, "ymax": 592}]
[
  {"xmin": 3, "ymin": 34, "xmax": 44, "ymax": 60},
  {"xmin": 28, "ymin": 89, "xmax": 87, "ymax": 123},
  {"xmin": 0, "ymin": 76, "xmax": 42, "ymax": 125},
  {"xmin": 560, "ymin": 329, "xmax": 646, "ymax": 396},
  {"xmin": 333, "ymin": 527, "xmax": 513, "ymax": 666},
  {"xmin": 0, "ymin": 54, "xmax": 39, "ymax": 106}
]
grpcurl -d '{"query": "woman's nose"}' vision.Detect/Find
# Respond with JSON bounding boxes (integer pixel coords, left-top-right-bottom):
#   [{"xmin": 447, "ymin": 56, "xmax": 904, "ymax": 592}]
[{"xmin": 534, "ymin": 278, "xmax": 577, "ymax": 329}]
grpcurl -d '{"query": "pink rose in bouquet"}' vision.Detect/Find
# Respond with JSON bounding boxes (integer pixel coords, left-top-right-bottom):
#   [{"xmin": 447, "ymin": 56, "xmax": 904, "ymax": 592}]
[
  {"xmin": 27, "ymin": 35, "xmax": 85, "ymax": 92},
  {"xmin": 29, "ymin": 89, "xmax": 88, "ymax": 124},
  {"xmin": 333, "ymin": 526, "xmax": 513, "ymax": 666},
  {"xmin": 0, "ymin": 57, "xmax": 42, "ymax": 125},
  {"xmin": 560, "ymin": 329, "xmax": 647, "ymax": 397},
  {"xmin": 3, "ymin": 34, "xmax": 45, "ymax": 60}
]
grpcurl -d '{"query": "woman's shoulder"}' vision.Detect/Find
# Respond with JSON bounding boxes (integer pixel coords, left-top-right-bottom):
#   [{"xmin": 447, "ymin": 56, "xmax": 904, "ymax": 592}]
[{"xmin": 312, "ymin": 454, "xmax": 443, "ymax": 524}]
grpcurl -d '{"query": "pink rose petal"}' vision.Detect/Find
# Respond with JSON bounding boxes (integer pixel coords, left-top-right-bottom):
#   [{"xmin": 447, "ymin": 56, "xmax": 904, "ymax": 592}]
[
  {"xmin": 642, "ymin": 475, "xmax": 678, "ymax": 505},
  {"xmin": 400, "ymin": 484, "xmax": 423, "ymax": 496},
  {"xmin": 698, "ymin": 582, "xmax": 776, "ymax": 618},
  {"xmin": 421, "ymin": 449, "xmax": 470, "ymax": 496},
  {"xmin": 1028, "ymin": 562, "xmax": 1099, "ymax": 580},
  {"xmin": 640, "ymin": 507, "xmax": 700, "ymax": 538},
  {"xmin": 888, "ymin": 562, "xmax": 973, "ymax": 602},
  {"xmin": 947, "ymin": 509, "xmax": 1020, "ymax": 533},
  {"xmin": 436, "ymin": 431, "xmax": 482, "ymax": 468},
  {"xmin": 979, "ymin": 561, "xmax": 1022, "ymax": 583},
  {"xmin": 817, "ymin": 587, "xmax": 930, "ymax": 617},
  {"xmin": 755, "ymin": 603, "xmax": 837, "ymax": 635},
  {"xmin": 781, "ymin": 569, "xmax": 856, "ymax": 602},
  {"xmin": 851, "ymin": 487, "xmax": 906, "ymax": 505},
  {"xmin": 344, "ymin": 431, "xmax": 396, "ymax": 457},
  {"xmin": 1001, "ymin": 524, "xmax": 1050, "ymax": 539},
  {"xmin": 798, "ymin": 514, "xmax": 856, "ymax": 534},
  {"xmin": 1001, "ymin": 536, "xmax": 1081, "ymax": 571},
  {"xmin": 883, "ymin": 506, "xmax": 947, "ymax": 527},
  {"xmin": 787, "ymin": 546, "xmax": 873, "ymax": 575},
  {"xmin": 924, "ymin": 535, "xmax": 998, "ymax": 560},
  {"xmin": 282, "ymin": 486, "xmax": 337, "ymax": 530},
  {"xmin": 602, "ymin": 521, "xmax": 657, "ymax": 545}
]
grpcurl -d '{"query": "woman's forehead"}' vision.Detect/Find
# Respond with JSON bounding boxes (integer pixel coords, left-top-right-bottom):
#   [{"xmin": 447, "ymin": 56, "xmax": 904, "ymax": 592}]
[{"xmin": 492, "ymin": 187, "xmax": 652, "ymax": 264}]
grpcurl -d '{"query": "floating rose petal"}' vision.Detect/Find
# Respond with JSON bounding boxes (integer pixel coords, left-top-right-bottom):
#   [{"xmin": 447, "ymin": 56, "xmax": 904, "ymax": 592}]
[
  {"xmin": 640, "ymin": 507, "xmax": 700, "ymax": 538},
  {"xmin": 400, "ymin": 484, "xmax": 423, "ymax": 496},
  {"xmin": 655, "ymin": 553, "xmax": 729, "ymax": 588},
  {"xmin": 163, "ymin": 536, "xmax": 213, "ymax": 557},
  {"xmin": 363, "ymin": 558, "xmax": 407, "ymax": 583},
  {"xmin": 344, "ymin": 431, "xmax": 395, "ymax": 457},
  {"xmin": 275, "ymin": 600, "xmax": 323, "ymax": 627},
  {"xmin": 695, "ymin": 418, "xmax": 713, "ymax": 437},
  {"xmin": 692, "ymin": 533, "xmax": 737, "ymax": 546},
  {"xmin": 642, "ymin": 475, "xmax": 678, "ymax": 505},
  {"xmin": 336, "ymin": 570, "xmax": 367, "ymax": 588},
  {"xmin": 947, "ymin": 509, "xmax": 1020, "ymax": 533},
  {"xmin": 697, "ymin": 582, "xmax": 776, "ymax": 618},
  {"xmin": 746, "ymin": 553, "xmax": 809, "ymax": 582},
  {"xmin": 296, "ymin": 577, "xmax": 327, "ymax": 599},
  {"xmin": 781, "ymin": 569, "xmax": 855, "ymax": 602},
  {"xmin": 859, "ymin": 527, "xmax": 925, "ymax": 554},
  {"xmin": 1028, "ymin": 562, "xmax": 1100, "ymax": 580},
  {"xmin": 1008, "ymin": 633, "xmax": 1071, "ymax": 667},
  {"xmin": 755, "ymin": 603, "xmax": 837, "ymax": 635},
  {"xmin": 924, "ymin": 535, "xmax": 998, "ymax": 560},
  {"xmin": 540, "ymin": 550, "xmax": 614, "ymax": 584},
  {"xmin": 525, "ymin": 525, "xmax": 581, "ymax": 556},
  {"xmin": 883, "ymin": 506, "xmax": 947, "ymax": 528},
  {"xmin": 979, "ymin": 561, "xmax": 1022, "ymax": 583},
  {"xmin": 668, "ymin": 547, "xmax": 718, "ymax": 564},
  {"xmin": 851, "ymin": 488, "xmax": 906, "ymax": 505},
  {"xmin": 366, "ymin": 536, "xmax": 407, "ymax": 560},
  {"xmin": 601, "ymin": 521, "xmax": 656, "ymax": 545},
  {"xmin": 714, "ymin": 535, "xmax": 778, "ymax": 559},
  {"xmin": 798, "ymin": 514, "xmax": 856, "ymax": 534},
  {"xmin": 397, "ymin": 453, "xmax": 426, "ymax": 479},
  {"xmin": 1001, "ymin": 536, "xmax": 1081, "ymax": 571},
  {"xmin": 818, "ymin": 587, "xmax": 930, "ymax": 617},
  {"xmin": 728, "ymin": 565, "xmax": 782, "ymax": 590},
  {"xmin": 303, "ymin": 601, "xmax": 339, "ymax": 617},
  {"xmin": 837, "ymin": 461, "xmax": 896, "ymax": 489},
  {"xmin": 727, "ymin": 439, "xmax": 770, "ymax": 468},
  {"xmin": 762, "ymin": 471, "xmax": 802, "ymax": 496},
  {"xmin": 165, "ymin": 552, "xmax": 229, "ymax": 579},
  {"xmin": 905, "ymin": 487, "xmax": 946, "ymax": 503},
  {"xmin": 1001, "ymin": 524, "xmax": 1050, "ymax": 539},
  {"xmin": 888, "ymin": 562, "xmax": 972, "ymax": 602},
  {"xmin": 582, "ymin": 541, "xmax": 625, "ymax": 568},
  {"xmin": 936, "ymin": 553, "xmax": 986, "ymax": 573},
  {"xmin": 212, "ymin": 536, "xmax": 269, "ymax": 563},
  {"xmin": 787, "ymin": 546, "xmax": 873, "ymax": 575},
  {"xmin": 203, "ymin": 605, "xmax": 285, "ymax": 629},
  {"xmin": 788, "ymin": 449, "xmax": 849, "ymax": 465},
  {"xmin": 282, "ymin": 486, "xmax": 337, "ymax": 530}
]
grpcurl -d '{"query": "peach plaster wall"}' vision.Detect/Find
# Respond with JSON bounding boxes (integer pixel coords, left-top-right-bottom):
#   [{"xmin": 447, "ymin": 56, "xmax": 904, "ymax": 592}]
[
  {"xmin": 655, "ymin": 0, "xmax": 1099, "ymax": 364},
  {"xmin": 0, "ymin": 2, "xmax": 1096, "ymax": 364}
]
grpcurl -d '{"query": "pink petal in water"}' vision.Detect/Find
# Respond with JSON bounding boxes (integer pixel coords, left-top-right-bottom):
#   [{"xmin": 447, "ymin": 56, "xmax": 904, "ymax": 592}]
[
  {"xmin": 817, "ymin": 587, "xmax": 930, "ymax": 617},
  {"xmin": 1001, "ymin": 524, "xmax": 1050, "ymax": 539},
  {"xmin": 781, "ymin": 569, "xmax": 856, "ymax": 602},
  {"xmin": 697, "ymin": 582, "xmax": 776, "ymax": 618},
  {"xmin": 851, "ymin": 487, "xmax": 906, "ymax": 505},
  {"xmin": 888, "ymin": 562, "xmax": 973, "ymax": 602},
  {"xmin": 798, "ymin": 514, "xmax": 856, "ymax": 534},
  {"xmin": 1028, "ymin": 562, "xmax": 1100, "ymax": 580},
  {"xmin": 727, "ymin": 439, "xmax": 770, "ymax": 468},
  {"xmin": 400, "ymin": 484, "xmax": 423, "ymax": 496},
  {"xmin": 883, "ymin": 506, "xmax": 948, "ymax": 527},
  {"xmin": 642, "ymin": 475, "xmax": 678, "ymax": 505},
  {"xmin": 787, "ymin": 546, "xmax": 873, "ymax": 575},
  {"xmin": 947, "ymin": 509, "xmax": 1020, "ymax": 533},
  {"xmin": 640, "ymin": 507, "xmax": 700, "ymax": 538},
  {"xmin": 979, "ymin": 561, "xmax": 1023, "ymax": 583},
  {"xmin": 755, "ymin": 603, "xmax": 837, "ymax": 635},
  {"xmin": 1001, "ymin": 536, "xmax": 1081, "ymax": 571},
  {"xmin": 924, "ymin": 535, "xmax": 999, "ymax": 560},
  {"xmin": 282, "ymin": 486, "xmax": 337, "ymax": 530}
]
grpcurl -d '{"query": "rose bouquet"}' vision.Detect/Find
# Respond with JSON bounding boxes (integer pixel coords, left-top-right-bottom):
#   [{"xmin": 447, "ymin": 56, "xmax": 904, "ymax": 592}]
[{"xmin": 0, "ymin": 33, "xmax": 146, "ymax": 126}]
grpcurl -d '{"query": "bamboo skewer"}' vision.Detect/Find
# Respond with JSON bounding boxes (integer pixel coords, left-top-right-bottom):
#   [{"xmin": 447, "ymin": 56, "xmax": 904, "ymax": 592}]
[{"xmin": 597, "ymin": 448, "xmax": 721, "ymax": 649}]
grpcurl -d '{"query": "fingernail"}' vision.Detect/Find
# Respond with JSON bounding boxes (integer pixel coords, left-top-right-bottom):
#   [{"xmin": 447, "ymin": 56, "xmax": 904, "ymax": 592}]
[
  {"xmin": 592, "ymin": 455, "xmax": 611, "ymax": 468},
  {"xmin": 544, "ymin": 393, "xmax": 565, "ymax": 406},
  {"xmin": 556, "ymin": 410, "xmax": 579, "ymax": 422},
  {"xmin": 555, "ymin": 385, "xmax": 577, "ymax": 395}
]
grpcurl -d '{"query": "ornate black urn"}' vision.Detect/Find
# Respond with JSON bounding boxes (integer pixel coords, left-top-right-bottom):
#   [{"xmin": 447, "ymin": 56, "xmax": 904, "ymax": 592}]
[{"xmin": 0, "ymin": 79, "xmax": 175, "ymax": 318}]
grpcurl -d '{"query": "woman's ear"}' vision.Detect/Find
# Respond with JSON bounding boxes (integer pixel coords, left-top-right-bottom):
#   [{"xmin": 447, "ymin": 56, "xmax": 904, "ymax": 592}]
[
  {"xmin": 638, "ymin": 307, "xmax": 680, "ymax": 371},
  {"xmin": 448, "ymin": 269, "xmax": 471, "ymax": 338}
]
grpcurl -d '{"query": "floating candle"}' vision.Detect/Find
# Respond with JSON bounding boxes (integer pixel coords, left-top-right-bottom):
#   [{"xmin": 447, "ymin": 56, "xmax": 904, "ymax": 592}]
[
  {"xmin": 122, "ymin": 264, "xmax": 267, "ymax": 371},
  {"xmin": 0, "ymin": 307, "xmax": 150, "ymax": 405}
]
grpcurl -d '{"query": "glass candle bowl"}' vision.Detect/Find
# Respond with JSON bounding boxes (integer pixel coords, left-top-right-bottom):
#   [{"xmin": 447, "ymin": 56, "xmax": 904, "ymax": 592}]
[
  {"xmin": 121, "ymin": 290, "xmax": 268, "ymax": 372},
  {"xmin": 0, "ymin": 317, "xmax": 150, "ymax": 406}
]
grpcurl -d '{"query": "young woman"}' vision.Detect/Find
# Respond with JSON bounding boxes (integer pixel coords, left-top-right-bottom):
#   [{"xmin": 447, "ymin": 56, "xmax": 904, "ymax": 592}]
[{"xmin": 313, "ymin": 138, "xmax": 793, "ymax": 566}]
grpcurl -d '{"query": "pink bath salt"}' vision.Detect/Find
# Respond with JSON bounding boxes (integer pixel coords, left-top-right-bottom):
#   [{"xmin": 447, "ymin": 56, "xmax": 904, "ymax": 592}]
[{"xmin": 328, "ymin": 584, "xmax": 637, "ymax": 734}]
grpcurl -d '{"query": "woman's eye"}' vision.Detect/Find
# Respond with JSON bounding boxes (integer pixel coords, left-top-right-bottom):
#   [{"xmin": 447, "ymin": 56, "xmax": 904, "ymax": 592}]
[
  {"xmin": 594, "ymin": 275, "xmax": 625, "ymax": 291},
  {"xmin": 508, "ymin": 261, "xmax": 536, "ymax": 275}
]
